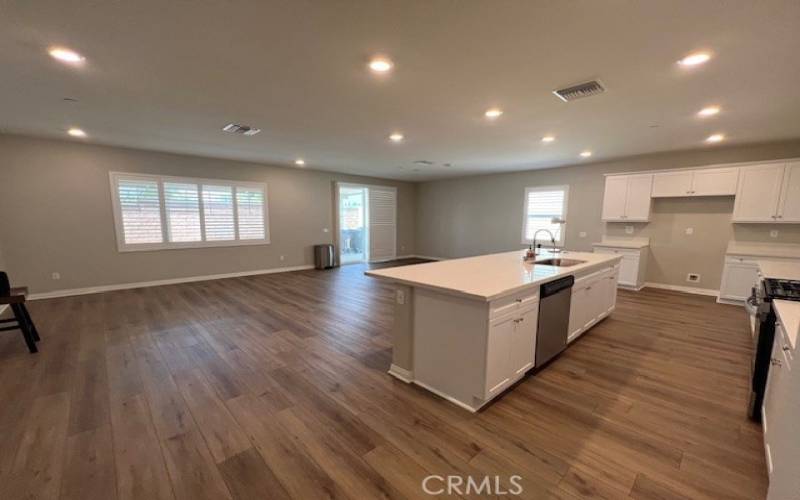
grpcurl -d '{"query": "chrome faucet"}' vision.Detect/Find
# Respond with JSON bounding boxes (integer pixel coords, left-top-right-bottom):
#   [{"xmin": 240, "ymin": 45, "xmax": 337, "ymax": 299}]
[{"xmin": 531, "ymin": 229, "xmax": 558, "ymax": 256}]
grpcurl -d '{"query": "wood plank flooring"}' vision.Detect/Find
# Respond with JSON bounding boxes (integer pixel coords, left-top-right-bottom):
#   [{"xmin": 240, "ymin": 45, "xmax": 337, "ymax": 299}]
[{"xmin": 0, "ymin": 260, "xmax": 768, "ymax": 499}]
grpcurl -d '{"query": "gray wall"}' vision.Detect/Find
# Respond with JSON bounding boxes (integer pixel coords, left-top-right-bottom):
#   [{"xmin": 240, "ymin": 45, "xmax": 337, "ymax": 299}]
[
  {"xmin": 0, "ymin": 134, "xmax": 416, "ymax": 293},
  {"xmin": 416, "ymin": 139, "xmax": 800, "ymax": 291}
]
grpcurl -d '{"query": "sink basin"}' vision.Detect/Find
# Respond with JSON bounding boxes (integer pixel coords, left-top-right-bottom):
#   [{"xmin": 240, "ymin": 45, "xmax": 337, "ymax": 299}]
[{"xmin": 535, "ymin": 258, "xmax": 586, "ymax": 267}]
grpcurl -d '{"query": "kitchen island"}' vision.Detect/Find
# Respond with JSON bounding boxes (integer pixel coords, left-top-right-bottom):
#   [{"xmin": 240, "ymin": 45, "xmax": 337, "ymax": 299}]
[{"xmin": 366, "ymin": 250, "xmax": 622, "ymax": 411}]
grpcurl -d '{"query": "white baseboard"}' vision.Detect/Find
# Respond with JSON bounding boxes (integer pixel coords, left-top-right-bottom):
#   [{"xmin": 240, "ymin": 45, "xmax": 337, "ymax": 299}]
[
  {"xmin": 644, "ymin": 282, "xmax": 719, "ymax": 297},
  {"xmin": 29, "ymin": 264, "xmax": 315, "ymax": 300},
  {"xmin": 717, "ymin": 297, "xmax": 745, "ymax": 305},
  {"xmin": 388, "ymin": 364, "xmax": 413, "ymax": 383}
]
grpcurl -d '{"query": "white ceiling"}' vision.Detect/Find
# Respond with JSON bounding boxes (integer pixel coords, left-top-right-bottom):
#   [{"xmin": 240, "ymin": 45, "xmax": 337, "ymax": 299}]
[{"xmin": 1, "ymin": 1, "xmax": 799, "ymax": 181}]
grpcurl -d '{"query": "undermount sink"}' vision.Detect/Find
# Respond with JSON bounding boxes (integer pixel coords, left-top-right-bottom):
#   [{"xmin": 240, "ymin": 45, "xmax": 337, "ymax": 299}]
[{"xmin": 535, "ymin": 258, "xmax": 587, "ymax": 267}]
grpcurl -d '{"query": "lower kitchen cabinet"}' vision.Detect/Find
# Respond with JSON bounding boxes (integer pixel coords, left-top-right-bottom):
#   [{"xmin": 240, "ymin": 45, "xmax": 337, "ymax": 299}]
[
  {"xmin": 568, "ymin": 265, "xmax": 619, "ymax": 343},
  {"xmin": 593, "ymin": 245, "xmax": 647, "ymax": 289},
  {"xmin": 486, "ymin": 304, "xmax": 538, "ymax": 397},
  {"xmin": 719, "ymin": 256, "xmax": 760, "ymax": 302}
]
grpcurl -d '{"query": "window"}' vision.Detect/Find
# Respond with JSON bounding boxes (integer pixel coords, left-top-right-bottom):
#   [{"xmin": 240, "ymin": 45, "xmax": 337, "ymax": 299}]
[
  {"xmin": 110, "ymin": 172, "xmax": 269, "ymax": 251},
  {"xmin": 521, "ymin": 185, "xmax": 568, "ymax": 245}
]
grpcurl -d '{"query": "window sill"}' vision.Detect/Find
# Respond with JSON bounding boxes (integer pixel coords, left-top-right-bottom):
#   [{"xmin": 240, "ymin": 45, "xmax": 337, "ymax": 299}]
[{"xmin": 117, "ymin": 238, "xmax": 271, "ymax": 252}]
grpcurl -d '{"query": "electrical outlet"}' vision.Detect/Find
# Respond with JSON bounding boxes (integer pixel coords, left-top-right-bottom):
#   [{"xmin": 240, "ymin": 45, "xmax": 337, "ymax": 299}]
[
  {"xmin": 323, "ymin": 227, "xmax": 329, "ymax": 233},
  {"xmin": 685, "ymin": 227, "xmax": 694, "ymax": 235},
  {"xmin": 770, "ymin": 230, "xmax": 779, "ymax": 238},
  {"xmin": 396, "ymin": 289, "xmax": 406, "ymax": 305},
  {"xmin": 625, "ymin": 225, "xmax": 634, "ymax": 235},
  {"xmin": 686, "ymin": 273, "xmax": 700, "ymax": 283},
  {"xmin": 279, "ymin": 255, "xmax": 285, "ymax": 261},
  {"xmin": 401, "ymin": 245, "xmax": 406, "ymax": 251},
  {"xmin": 51, "ymin": 272, "xmax": 61, "ymax": 280},
  {"xmin": 579, "ymin": 231, "xmax": 587, "ymax": 238}
]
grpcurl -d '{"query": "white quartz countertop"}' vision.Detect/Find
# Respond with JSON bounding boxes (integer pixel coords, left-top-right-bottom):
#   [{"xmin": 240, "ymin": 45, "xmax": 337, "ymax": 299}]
[
  {"xmin": 727, "ymin": 241, "xmax": 800, "ymax": 259},
  {"xmin": 774, "ymin": 300, "xmax": 799, "ymax": 350},
  {"xmin": 758, "ymin": 260, "xmax": 800, "ymax": 280},
  {"xmin": 365, "ymin": 250, "xmax": 622, "ymax": 302}
]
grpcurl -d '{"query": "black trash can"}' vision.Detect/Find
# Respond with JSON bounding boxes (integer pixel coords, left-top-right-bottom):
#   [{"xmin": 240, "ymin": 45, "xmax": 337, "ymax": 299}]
[{"xmin": 313, "ymin": 244, "xmax": 336, "ymax": 269}]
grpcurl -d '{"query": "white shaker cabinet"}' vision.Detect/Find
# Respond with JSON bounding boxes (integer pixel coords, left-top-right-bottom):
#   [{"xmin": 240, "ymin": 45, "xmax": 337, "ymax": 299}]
[
  {"xmin": 601, "ymin": 174, "xmax": 653, "ymax": 222},
  {"xmin": 732, "ymin": 164, "xmax": 784, "ymax": 222},
  {"xmin": 777, "ymin": 161, "xmax": 800, "ymax": 222},
  {"xmin": 592, "ymin": 245, "xmax": 648, "ymax": 290},
  {"xmin": 652, "ymin": 167, "xmax": 739, "ymax": 197},
  {"xmin": 718, "ymin": 256, "xmax": 760, "ymax": 302},
  {"xmin": 568, "ymin": 265, "xmax": 619, "ymax": 343}
]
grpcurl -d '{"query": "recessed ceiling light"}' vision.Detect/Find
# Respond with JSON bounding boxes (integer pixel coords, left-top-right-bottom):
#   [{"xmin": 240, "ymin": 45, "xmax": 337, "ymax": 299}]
[
  {"xmin": 368, "ymin": 57, "xmax": 393, "ymax": 73},
  {"xmin": 67, "ymin": 127, "xmax": 87, "ymax": 138},
  {"xmin": 698, "ymin": 106, "xmax": 720, "ymax": 117},
  {"xmin": 389, "ymin": 132, "xmax": 404, "ymax": 142},
  {"xmin": 485, "ymin": 108, "xmax": 503, "ymax": 119},
  {"xmin": 541, "ymin": 135, "xmax": 556, "ymax": 143},
  {"xmin": 705, "ymin": 134, "xmax": 725, "ymax": 143},
  {"xmin": 678, "ymin": 52, "xmax": 711, "ymax": 66},
  {"xmin": 580, "ymin": 150, "xmax": 592, "ymax": 158},
  {"xmin": 295, "ymin": 159, "xmax": 305, "ymax": 166},
  {"xmin": 48, "ymin": 47, "xmax": 85, "ymax": 64}
]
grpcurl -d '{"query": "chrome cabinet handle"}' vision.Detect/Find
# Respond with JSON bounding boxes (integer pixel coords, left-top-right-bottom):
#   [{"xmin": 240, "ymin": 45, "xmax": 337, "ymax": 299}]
[
  {"xmin": 771, "ymin": 358, "xmax": 782, "ymax": 366},
  {"xmin": 777, "ymin": 215, "xmax": 783, "ymax": 219},
  {"xmin": 515, "ymin": 298, "xmax": 522, "ymax": 303},
  {"xmin": 783, "ymin": 346, "xmax": 791, "ymax": 352}
]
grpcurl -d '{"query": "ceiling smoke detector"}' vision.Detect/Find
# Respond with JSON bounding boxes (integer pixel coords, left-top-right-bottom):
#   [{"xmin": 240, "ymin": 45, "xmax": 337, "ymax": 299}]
[
  {"xmin": 413, "ymin": 160, "xmax": 434, "ymax": 166},
  {"xmin": 222, "ymin": 123, "xmax": 261, "ymax": 136},
  {"xmin": 553, "ymin": 80, "xmax": 606, "ymax": 102}
]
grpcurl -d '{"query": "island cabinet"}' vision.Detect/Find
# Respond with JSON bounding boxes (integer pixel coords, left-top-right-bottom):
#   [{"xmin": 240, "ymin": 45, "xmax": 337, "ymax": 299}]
[
  {"xmin": 568, "ymin": 265, "xmax": 618, "ymax": 343},
  {"xmin": 412, "ymin": 286, "xmax": 541, "ymax": 412}
]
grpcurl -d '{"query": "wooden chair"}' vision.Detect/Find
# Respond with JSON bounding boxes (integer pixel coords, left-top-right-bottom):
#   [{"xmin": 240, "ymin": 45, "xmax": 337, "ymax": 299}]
[{"xmin": 0, "ymin": 272, "xmax": 40, "ymax": 353}]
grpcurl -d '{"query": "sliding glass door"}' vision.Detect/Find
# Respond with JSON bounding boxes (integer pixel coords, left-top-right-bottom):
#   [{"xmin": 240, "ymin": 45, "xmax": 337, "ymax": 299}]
[{"xmin": 338, "ymin": 185, "xmax": 368, "ymax": 264}]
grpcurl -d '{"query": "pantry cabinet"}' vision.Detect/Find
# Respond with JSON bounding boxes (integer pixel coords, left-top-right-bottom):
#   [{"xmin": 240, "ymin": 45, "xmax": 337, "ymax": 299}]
[
  {"xmin": 733, "ymin": 162, "xmax": 800, "ymax": 223},
  {"xmin": 601, "ymin": 174, "xmax": 653, "ymax": 222}
]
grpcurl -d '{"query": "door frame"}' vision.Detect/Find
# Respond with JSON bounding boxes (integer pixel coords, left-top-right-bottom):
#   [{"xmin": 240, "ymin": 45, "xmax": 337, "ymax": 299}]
[{"xmin": 334, "ymin": 182, "xmax": 370, "ymax": 265}]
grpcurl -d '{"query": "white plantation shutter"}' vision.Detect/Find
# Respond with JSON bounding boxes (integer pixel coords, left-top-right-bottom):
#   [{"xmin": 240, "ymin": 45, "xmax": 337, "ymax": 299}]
[
  {"xmin": 522, "ymin": 186, "xmax": 568, "ymax": 244},
  {"xmin": 116, "ymin": 178, "xmax": 164, "ymax": 244},
  {"xmin": 202, "ymin": 185, "xmax": 235, "ymax": 241},
  {"xmin": 110, "ymin": 172, "xmax": 269, "ymax": 251},
  {"xmin": 164, "ymin": 182, "xmax": 202, "ymax": 242},
  {"xmin": 368, "ymin": 186, "xmax": 397, "ymax": 262},
  {"xmin": 235, "ymin": 187, "xmax": 266, "ymax": 240}
]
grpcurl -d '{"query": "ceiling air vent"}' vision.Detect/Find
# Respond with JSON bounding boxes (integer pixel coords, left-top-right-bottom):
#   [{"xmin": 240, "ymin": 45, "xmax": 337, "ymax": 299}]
[
  {"xmin": 222, "ymin": 123, "xmax": 261, "ymax": 136},
  {"xmin": 413, "ymin": 160, "xmax": 434, "ymax": 166},
  {"xmin": 552, "ymin": 80, "xmax": 605, "ymax": 102}
]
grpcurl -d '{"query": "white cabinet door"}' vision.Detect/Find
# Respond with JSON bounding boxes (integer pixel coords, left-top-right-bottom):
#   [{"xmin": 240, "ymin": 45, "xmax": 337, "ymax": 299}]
[
  {"xmin": 568, "ymin": 283, "xmax": 590, "ymax": 343},
  {"xmin": 584, "ymin": 276, "xmax": 606, "ymax": 328},
  {"xmin": 691, "ymin": 167, "xmax": 739, "ymax": 196},
  {"xmin": 719, "ymin": 260, "xmax": 759, "ymax": 301},
  {"xmin": 601, "ymin": 176, "xmax": 629, "ymax": 221},
  {"xmin": 510, "ymin": 306, "xmax": 537, "ymax": 375},
  {"xmin": 732, "ymin": 164, "xmax": 785, "ymax": 222},
  {"xmin": 763, "ymin": 328, "xmax": 788, "ymax": 476},
  {"xmin": 602, "ymin": 270, "xmax": 618, "ymax": 314},
  {"xmin": 624, "ymin": 174, "xmax": 653, "ymax": 221},
  {"xmin": 777, "ymin": 162, "xmax": 800, "ymax": 222},
  {"xmin": 652, "ymin": 171, "xmax": 693, "ymax": 197},
  {"xmin": 618, "ymin": 255, "xmax": 639, "ymax": 287},
  {"xmin": 486, "ymin": 315, "xmax": 514, "ymax": 396}
]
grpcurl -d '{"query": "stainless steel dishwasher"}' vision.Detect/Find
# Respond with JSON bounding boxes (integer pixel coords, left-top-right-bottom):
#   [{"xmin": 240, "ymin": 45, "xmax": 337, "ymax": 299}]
[{"xmin": 536, "ymin": 275, "xmax": 574, "ymax": 367}]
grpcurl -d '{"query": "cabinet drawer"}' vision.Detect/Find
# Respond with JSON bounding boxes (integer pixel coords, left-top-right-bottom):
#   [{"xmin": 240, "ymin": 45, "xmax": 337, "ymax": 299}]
[{"xmin": 489, "ymin": 289, "xmax": 539, "ymax": 319}]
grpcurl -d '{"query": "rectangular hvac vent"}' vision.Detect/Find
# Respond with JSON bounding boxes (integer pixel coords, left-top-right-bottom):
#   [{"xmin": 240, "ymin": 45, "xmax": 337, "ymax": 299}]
[
  {"xmin": 553, "ymin": 80, "xmax": 605, "ymax": 102},
  {"xmin": 222, "ymin": 123, "xmax": 261, "ymax": 136}
]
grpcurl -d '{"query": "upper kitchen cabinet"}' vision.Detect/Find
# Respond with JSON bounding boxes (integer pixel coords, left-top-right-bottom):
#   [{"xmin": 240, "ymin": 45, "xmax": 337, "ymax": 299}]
[
  {"xmin": 733, "ymin": 162, "xmax": 800, "ymax": 222},
  {"xmin": 601, "ymin": 174, "xmax": 653, "ymax": 222},
  {"xmin": 652, "ymin": 167, "xmax": 739, "ymax": 197}
]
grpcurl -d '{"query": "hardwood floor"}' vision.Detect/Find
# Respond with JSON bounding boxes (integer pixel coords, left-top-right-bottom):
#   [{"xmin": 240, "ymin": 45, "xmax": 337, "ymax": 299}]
[{"xmin": 0, "ymin": 260, "xmax": 767, "ymax": 499}]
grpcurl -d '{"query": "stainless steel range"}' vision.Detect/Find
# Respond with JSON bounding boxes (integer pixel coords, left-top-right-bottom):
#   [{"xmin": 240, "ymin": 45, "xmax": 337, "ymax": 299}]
[{"xmin": 747, "ymin": 277, "xmax": 800, "ymax": 420}]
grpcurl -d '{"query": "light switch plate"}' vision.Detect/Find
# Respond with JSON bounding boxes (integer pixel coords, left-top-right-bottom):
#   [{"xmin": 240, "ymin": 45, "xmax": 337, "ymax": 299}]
[
  {"xmin": 770, "ymin": 230, "xmax": 779, "ymax": 238},
  {"xmin": 625, "ymin": 225, "xmax": 634, "ymax": 235},
  {"xmin": 685, "ymin": 227, "xmax": 694, "ymax": 235},
  {"xmin": 579, "ymin": 231, "xmax": 587, "ymax": 238},
  {"xmin": 396, "ymin": 290, "xmax": 406, "ymax": 305}
]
